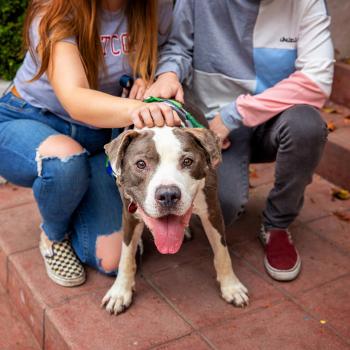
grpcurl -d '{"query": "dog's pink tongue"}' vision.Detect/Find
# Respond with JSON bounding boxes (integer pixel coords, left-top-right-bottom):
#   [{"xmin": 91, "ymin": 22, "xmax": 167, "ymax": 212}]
[{"xmin": 140, "ymin": 208, "xmax": 192, "ymax": 254}]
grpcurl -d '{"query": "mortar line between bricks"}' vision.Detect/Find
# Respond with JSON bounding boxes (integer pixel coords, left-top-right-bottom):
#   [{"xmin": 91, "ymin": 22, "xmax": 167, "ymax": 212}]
[
  {"xmin": 0, "ymin": 200, "xmax": 35, "ymax": 212},
  {"xmin": 290, "ymin": 295, "xmax": 350, "ymax": 347},
  {"xmin": 141, "ymin": 273, "xmax": 218, "ymax": 350},
  {"xmin": 294, "ymin": 213, "xmax": 336, "ymax": 226},
  {"xmin": 302, "ymin": 222, "xmax": 350, "ymax": 257},
  {"xmin": 42, "ymin": 308, "xmax": 46, "ymax": 350},
  {"xmin": 7, "ymin": 246, "xmax": 38, "ymax": 258},
  {"xmin": 142, "ymin": 271, "xmax": 287, "ymax": 349},
  {"xmin": 42, "ymin": 304, "xmax": 75, "ymax": 350},
  {"xmin": 1, "ymin": 279, "xmax": 42, "ymax": 349},
  {"xmin": 195, "ymin": 299, "xmax": 288, "ymax": 336},
  {"xmin": 145, "ymin": 254, "xmax": 288, "ymax": 326},
  {"xmin": 42, "ymin": 285, "xmax": 113, "ymax": 311},
  {"xmin": 299, "ymin": 205, "xmax": 350, "ymax": 226},
  {"xmin": 231, "ymin": 250, "xmax": 350, "ymax": 346},
  {"xmin": 4, "ymin": 246, "xmax": 38, "ymax": 292},
  {"xmin": 294, "ymin": 272, "xmax": 350, "ymax": 297},
  {"xmin": 147, "ymin": 331, "xmax": 215, "ymax": 350},
  {"xmin": 5, "ymin": 251, "xmax": 9, "ymax": 291}
]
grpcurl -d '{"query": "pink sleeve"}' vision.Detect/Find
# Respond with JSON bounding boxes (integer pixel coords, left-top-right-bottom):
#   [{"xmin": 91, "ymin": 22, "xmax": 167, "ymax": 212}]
[{"xmin": 236, "ymin": 71, "xmax": 328, "ymax": 127}]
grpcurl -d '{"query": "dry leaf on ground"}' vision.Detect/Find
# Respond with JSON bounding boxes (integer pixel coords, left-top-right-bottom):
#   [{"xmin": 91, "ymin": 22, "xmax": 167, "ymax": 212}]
[
  {"xmin": 327, "ymin": 120, "xmax": 336, "ymax": 132},
  {"xmin": 249, "ymin": 166, "xmax": 258, "ymax": 179},
  {"xmin": 333, "ymin": 211, "xmax": 350, "ymax": 222},
  {"xmin": 322, "ymin": 107, "xmax": 337, "ymax": 114},
  {"xmin": 332, "ymin": 188, "xmax": 350, "ymax": 200}
]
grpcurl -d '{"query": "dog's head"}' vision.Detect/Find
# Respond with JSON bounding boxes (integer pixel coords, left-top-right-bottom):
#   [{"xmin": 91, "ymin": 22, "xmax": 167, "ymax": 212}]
[{"xmin": 105, "ymin": 126, "xmax": 221, "ymax": 254}]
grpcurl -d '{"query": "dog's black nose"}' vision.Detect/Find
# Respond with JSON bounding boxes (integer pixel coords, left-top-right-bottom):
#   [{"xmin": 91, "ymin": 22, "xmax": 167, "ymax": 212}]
[{"xmin": 155, "ymin": 186, "xmax": 181, "ymax": 207}]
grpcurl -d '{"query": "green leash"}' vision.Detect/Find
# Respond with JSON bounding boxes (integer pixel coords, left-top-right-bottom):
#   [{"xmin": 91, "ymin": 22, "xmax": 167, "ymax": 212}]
[{"xmin": 143, "ymin": 96, "xmax": 205, "ymax": 129}]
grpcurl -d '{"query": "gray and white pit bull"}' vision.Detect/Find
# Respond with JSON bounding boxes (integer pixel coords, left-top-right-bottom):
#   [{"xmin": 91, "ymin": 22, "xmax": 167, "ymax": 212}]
[{"xmin": 102, "ymin": 123, "xmax": 249, "ymax": 315}]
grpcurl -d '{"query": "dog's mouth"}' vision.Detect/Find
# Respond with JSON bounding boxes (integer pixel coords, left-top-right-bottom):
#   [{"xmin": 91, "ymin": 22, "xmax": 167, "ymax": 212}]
[{"xmin": 135, "ymin": 204, "xmax": 193, "ymax": 255}]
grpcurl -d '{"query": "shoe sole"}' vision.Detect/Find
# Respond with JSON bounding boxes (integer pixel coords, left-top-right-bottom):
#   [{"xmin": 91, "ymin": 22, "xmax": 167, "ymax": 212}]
[
  {"xmin": 39, "ymin": 244, "xmax": 86, "ymax": 288},
  {"xmin": 264, "ymin": 255, "xmax": 301, "ymax": 281}
]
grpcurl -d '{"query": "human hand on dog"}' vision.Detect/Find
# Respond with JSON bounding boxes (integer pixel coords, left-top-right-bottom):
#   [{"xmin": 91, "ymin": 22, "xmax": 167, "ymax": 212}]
[
  {"xmin": 129, "ymin": 78, "xmax": 149, "ymax": 100},
  {"xmin": 209, "ymin": 114, "xmax": 231, "ymax": 150},
  {"xmin": 144, "ymin": 72, "xmax": 184, "ymax": 103},
  {"xmin": 131, "ymin": 102, "xmax": 182, "ymax": 129}
]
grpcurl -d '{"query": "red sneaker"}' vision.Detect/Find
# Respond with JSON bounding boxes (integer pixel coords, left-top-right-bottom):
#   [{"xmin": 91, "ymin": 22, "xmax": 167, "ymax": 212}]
[{"xmin": 259, "ymin": 226, "xmax": 301, "ymax": 281}]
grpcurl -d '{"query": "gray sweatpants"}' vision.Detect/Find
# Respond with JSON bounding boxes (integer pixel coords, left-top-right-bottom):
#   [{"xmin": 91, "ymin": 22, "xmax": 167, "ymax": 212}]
[{"xmin": 218, "ymin": 105, "xmax": 328, "ymax": 229}]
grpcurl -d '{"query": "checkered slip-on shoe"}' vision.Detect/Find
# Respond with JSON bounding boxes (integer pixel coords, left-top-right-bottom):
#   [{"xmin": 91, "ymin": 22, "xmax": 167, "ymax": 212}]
[
  {"xmin": 259, "ymin": 226, "xmax": 301, "ymax": 281},
  {"xmin": 39, "ymin": 236, "xmax": 86, "ymax": 287}
]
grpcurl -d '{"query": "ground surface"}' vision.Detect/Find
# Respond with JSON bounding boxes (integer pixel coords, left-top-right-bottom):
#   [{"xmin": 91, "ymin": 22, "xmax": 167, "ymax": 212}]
[{"xmin": 0, "ymin": 164, "xmax": 349, "ymax": 350}]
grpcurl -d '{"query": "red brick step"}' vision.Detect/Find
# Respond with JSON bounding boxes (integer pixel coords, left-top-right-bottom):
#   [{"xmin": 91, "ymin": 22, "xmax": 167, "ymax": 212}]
[{"xmin": 0, "ymin": 284, "xmax": 40, "ymax": 350}]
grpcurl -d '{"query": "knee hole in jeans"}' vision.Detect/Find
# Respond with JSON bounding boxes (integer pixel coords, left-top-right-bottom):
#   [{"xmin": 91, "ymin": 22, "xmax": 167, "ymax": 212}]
[
  {"xmin": 35, "ymin": 135, "xmax": 86, "ymax": 176},
  {"xmin": 96, "ymin": 231, "xmax": 123, "ymax": 273},
  {"xmin": 37, "ymin": 134, "xmax": 84, "ymax": 158}
]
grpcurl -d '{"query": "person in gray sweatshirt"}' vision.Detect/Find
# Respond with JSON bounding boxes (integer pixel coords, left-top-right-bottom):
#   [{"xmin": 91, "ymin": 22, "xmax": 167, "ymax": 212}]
[{"xmin": 145, "ymin": 0, "xmax": 334, "ymax": 281}]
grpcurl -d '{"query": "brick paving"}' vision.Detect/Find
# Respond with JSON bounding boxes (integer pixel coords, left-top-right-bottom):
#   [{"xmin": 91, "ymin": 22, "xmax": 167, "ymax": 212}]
[{"xmin": 0, "ymin": 166, "xmax": 349, "ymax": 350}]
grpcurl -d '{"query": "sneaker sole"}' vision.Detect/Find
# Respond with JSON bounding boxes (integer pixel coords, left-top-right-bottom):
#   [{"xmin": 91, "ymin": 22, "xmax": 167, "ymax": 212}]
[
  {"xmin": 264, "ymin": 255, "xmax": 301, "ymax": 281},
  {"xmin": 39, "ymin": 244, "xmax": 86, "ymax": 288}
]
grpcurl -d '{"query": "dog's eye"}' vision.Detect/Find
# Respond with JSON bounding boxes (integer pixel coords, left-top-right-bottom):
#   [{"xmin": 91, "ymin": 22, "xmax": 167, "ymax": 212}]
[
  {"xmin": 136, "ymin": 160, "xmax": 146, "ymax": 169},
  {"xmin": 183, "ymin": 158, "xmax": 193, "ymax": 167}
]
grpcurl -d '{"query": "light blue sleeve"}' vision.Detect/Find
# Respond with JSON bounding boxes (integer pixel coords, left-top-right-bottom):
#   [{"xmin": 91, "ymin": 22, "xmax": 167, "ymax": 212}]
[
  {"xmin": 220, "ymin": 101, "xmax": 244, "ymax": 131},
  {"xmin": 156, "ymin": 0, "xmax": 194, "ymax": 82},
  {"xmin": 158, "ymin": 0, "xmax": 174, "ymax": 47}
]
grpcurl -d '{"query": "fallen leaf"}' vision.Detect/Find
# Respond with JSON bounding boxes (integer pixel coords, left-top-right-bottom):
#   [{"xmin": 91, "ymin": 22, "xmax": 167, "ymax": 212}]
[
  {"xmin": 333, "ymin": 211, "xmax": 350, "ymax": 222},
  {"xmin": 327, "ymin": 120, "xmax": 336, "ymax": 132},
  {"xmin": 343, "ymin": 57, "xmax": 350, "ymax": 65},
  {"xmin": 322, "ymin": 107, "xmax": 336, "ymax": 114},
  {"xmin": 249, "ymin": 166, "xmax": 258, "ymax": 179},
  {"xmin": 332, "ymin": 188, "xmax": 350, "ymax": 200}
]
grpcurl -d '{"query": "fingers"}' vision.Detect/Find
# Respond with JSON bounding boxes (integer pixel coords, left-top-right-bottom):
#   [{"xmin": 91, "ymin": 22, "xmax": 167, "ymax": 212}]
[
  {"xmin": 172, "ymin": 111, "xmax": 182, "ymax": 127},
  {"xmin": 144, "ymin": 73, "xmax": 184, "ymax": 103},
  {"xmin": 175, "ymin": 86, "xmax": 185, "ymax": 104},
  {"xmin": 131, "ymin": 103, "xmax": 181, "ymax": 129},
  {"xmin": 131, "ymin": 113, "xmax": 144, "ymax": 129},
  {"xmin": 136, "ymin": 85, "xmax": 146, "ymax": 100},
  {"xmin": 149, "ymin": 104, "xmax": 166, "ymax": 127},
  {"xmin": 158, "ymin": 103, "xmax": 175, "ymax": 127},
  {"xmin": 140, "ymin": 109, "xmax": 154, "ymax": 128},
  {"xmin": 129, "ymin": 79, "xmax": 147, "ymax": 100},
  {"xmin": 129, "ymin": 85, "xmax": 138, "ymax": 99}
]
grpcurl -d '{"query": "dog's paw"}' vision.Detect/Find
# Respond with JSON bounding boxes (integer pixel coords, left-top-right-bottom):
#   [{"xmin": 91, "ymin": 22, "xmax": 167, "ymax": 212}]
[
  {"xmin": 101, "ymin": 286, "xmax": 133, "ymax": 315},
  {"xmin": 221, "ymin": 280, "xmax": 249, "ymax": 307}
]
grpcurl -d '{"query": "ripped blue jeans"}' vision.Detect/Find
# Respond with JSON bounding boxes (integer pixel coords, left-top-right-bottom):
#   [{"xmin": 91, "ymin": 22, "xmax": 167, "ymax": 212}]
[{"xmin": 0, "ymin": 92, "xmax": 123, "ymax": 274}]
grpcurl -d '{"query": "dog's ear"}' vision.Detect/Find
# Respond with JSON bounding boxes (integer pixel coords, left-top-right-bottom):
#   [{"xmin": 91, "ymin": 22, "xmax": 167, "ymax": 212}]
[
  {"xmin": 184, "ymin": 128, "xmax": 222, "ymax": 169},
  {"xmin": 104, "ymin": 129, "xmax": 140, "ymax": 182}
]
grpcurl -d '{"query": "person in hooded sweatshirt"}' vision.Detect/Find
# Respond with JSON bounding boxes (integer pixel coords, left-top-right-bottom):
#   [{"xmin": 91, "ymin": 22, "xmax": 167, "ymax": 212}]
[{"xmin": 145, "ymin": 0, "xmax": 334, "ymax": 282}]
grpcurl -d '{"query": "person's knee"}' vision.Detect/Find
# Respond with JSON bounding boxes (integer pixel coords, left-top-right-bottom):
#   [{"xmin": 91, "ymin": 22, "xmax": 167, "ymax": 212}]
[
  {"xmin": 38, "ymin": 135, "xmax": 84, "ymax": 159},
  {"xmin": 281, "ymin": 105, "xmax": 327, "ymax": 145},
  {"xmin": 36, "ymin": 135, "xmax": 88, "ymax": 178},
  {"xmin": 96, "ymin": 231, "xmax": 123, "ymax": 273}
]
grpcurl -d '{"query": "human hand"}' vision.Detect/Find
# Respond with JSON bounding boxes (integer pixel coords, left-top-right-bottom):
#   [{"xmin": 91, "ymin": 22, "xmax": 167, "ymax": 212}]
[
  {"xmin": 129, "ymin": 78, "xmax": 149, "ymax": 100},
  {"xmin": 131, "ymin": 102, "xmax": 182, "ymax": 129},
  {"xmin": 209, "ymin": 114, "xmax": 231, "ymax": 150},
  {"xmin": 144, "ymin": 72, "xmax": 184, "ymax": 103}
]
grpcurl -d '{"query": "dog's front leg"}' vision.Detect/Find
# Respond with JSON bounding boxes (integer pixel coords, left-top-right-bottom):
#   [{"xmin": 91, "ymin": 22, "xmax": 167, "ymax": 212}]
[
  {"xmin": 195, "ymin": 187, "xmax": 249, "ymax": 307},
  {"xmin": 102, "ymin": 212, "xmax": 144, "ymax": 315}
]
